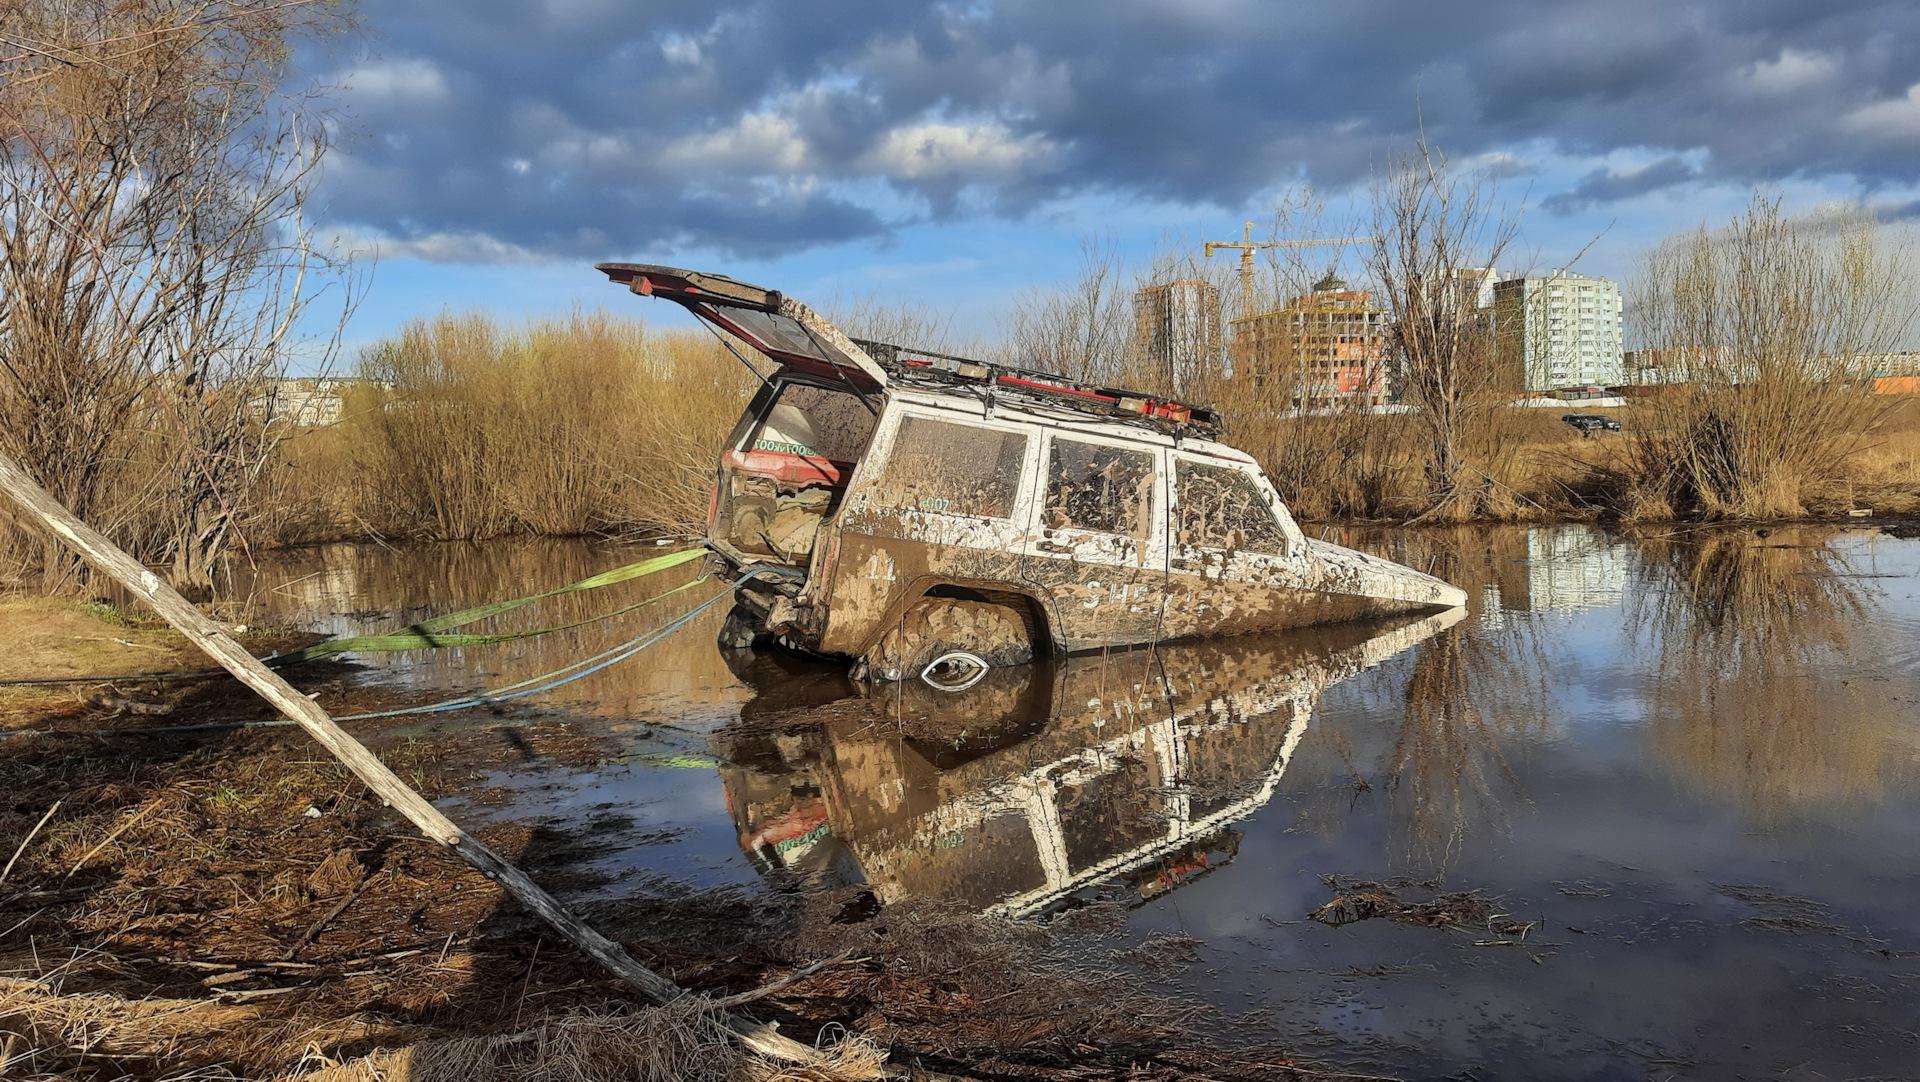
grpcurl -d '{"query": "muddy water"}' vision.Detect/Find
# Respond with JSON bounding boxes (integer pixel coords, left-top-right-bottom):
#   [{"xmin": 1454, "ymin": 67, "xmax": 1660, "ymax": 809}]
[{"xmin": 233, "ymin": 526, "xmax": 1920, "ymax": 1080}]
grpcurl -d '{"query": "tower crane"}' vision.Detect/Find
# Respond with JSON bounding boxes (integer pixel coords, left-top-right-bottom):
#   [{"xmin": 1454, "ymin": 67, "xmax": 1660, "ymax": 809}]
[{"xmin": 1204, "ymin": 222, "xmax": 1378, "ymax": 318}]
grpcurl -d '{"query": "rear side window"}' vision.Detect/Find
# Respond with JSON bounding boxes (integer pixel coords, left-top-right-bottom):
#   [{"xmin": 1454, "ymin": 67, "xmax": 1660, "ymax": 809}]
[
  {"xmin": 1174, "ymin": 460, "xmax": 1288, "ymax": 554},
  {"xmin": 1044, "ymin": 439, "xmax": 1156, "ymax": 538},
  {"xmin": 748, "ymin": 383, "xmax": 876, "ymax": 463},
  {"xmin": 869, "ymin": 415, "xmax": 1027, "ymax": 518}
]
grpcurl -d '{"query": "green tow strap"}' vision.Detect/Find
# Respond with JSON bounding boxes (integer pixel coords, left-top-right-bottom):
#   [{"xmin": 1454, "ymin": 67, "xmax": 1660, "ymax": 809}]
[{"xmin": 274, "ymin": 547, "xmax": 709, "ymax": 664}]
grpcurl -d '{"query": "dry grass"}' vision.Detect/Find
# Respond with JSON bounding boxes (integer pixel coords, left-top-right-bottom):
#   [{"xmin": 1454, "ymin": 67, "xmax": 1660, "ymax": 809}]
[
  {"xmin": 0, "ymin": 977, "xmax": 263, "ymax": 1073},
  {"xmin": 286, "ymin": 1001, "xmax": 850, "ymax": 1082},
  {"xmin": 1830, "ymin": 397, "xmax": 1920, "ymax": 515},
  {"xmin": 1608, "ymin": 198, "xmax": 1916, "ymax": 521},
  {"xmin": 268, "ymin": 310, "xmax": 752, "ymax": 545}
]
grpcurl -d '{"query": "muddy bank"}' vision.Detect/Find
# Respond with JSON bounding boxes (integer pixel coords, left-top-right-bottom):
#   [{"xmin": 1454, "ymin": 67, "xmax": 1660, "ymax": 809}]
[
  {"xmin": 0, "ymin": 591, "xmax": 1329, "ymax": 1081},
  {"xmin": 0, "ymin": 705, "xmax": 1333, "ymax": 1081}
]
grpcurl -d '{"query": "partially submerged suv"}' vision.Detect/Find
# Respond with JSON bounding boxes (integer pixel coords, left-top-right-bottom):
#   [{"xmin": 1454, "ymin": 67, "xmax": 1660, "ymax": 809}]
[{"xmin": 599, "ymin": 263, "xmax": 1467, "ymax": 682}]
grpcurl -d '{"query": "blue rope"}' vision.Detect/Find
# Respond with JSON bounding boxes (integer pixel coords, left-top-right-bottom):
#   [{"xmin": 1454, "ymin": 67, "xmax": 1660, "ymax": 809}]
[{"xmin": 332, "ymin": 566, "xmax": 802, "ymax": 722}]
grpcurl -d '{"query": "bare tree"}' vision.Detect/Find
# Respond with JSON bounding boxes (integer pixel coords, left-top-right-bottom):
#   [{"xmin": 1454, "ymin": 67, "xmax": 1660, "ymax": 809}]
[
  {"xmin": 1002, "ymin": 236, "xmax": 1132, "ymax": 381},
  {"xmin": 1622, "ymin": 195, "xmax": 1915, "ymax": 519},
  {"xmin": 0, "ymin": 0, "xmax": 351, "ymax": 588},
  {"xmin": 1368, "ymin": 142, "xmax": 1520, "ymax": 521}
]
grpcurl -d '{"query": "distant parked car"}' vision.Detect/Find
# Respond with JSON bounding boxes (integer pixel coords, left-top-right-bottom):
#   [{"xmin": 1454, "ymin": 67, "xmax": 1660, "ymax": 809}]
[{"xmin": 1563, "ymin": 413, "xmax": 1622, "ymax": 436}]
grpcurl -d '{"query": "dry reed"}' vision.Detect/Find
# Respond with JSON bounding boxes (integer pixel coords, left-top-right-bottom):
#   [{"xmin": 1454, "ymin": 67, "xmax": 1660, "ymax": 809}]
[
  {"xmin": 271, "ymin": 310, "xmax": 751, "ymax": 544},
  {"xmin": 1612, "ymin": 196, "xmax": 1917, "ymax": 520}
]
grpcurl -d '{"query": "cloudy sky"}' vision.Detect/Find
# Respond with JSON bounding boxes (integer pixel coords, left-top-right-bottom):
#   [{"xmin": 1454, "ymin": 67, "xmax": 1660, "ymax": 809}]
[{"xmin": 307, "ymin": 0, "xmax": 1920, "ymax": 351}]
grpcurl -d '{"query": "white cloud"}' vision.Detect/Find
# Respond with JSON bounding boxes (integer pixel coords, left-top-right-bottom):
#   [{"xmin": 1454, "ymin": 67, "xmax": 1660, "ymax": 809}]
[
  {"xmin": 659, "ymin": 32, "xmax": 703, "ymax": 66},
  {"xmin": 1742, "ymin": 48, "xmax": 1839, "ymax": 96},
  {"xmin": 369, "ymin": 230, "xmax": 548, "ymax": 264},
  {"xmin": 1844, "ymin": 84, "xmax": 1920, "ymax": 143},
  {"xmin": 662, "ymin": 112, "xmax": 812, "ymax": 173},
  {"xmin": 862, "ymin": 121, "xmax": 1056, "ymax": 183},
  {"xmin": 339, "ymin": 57, "xmax": 452, "ymax": 109}
]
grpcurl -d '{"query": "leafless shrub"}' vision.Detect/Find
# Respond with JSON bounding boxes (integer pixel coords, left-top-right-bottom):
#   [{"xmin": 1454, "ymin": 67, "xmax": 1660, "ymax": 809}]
[
  {"xmin": 0, "ymin": 0, "xmax": 354, "ymax": 588},
  {"xmin": 828, "ymin": 295, "xmax": 960, "ymax": 354},
  {"xmin": 1619, "ymin": 195, "xmax": 1918, "ymax": 519},
  {"xmin": 1002, "ymin": 236, "xmax": 1134, "ymax": 382}
]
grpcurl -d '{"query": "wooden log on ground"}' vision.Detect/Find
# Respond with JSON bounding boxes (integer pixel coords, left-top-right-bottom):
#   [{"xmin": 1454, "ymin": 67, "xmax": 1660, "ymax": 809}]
[{"xmin": 0, "ymin": 450, "xmax": 855, "ymax": 1073}]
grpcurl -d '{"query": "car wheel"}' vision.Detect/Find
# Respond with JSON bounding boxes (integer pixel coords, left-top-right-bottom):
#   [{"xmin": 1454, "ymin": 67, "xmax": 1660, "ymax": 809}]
[{"xmin": 866, "ymin": 598, "xmax": 1034, "ymax": 684}]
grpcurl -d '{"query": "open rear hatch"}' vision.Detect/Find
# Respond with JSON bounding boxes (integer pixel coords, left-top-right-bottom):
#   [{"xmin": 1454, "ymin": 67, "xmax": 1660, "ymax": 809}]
[
  {"xmin": 599, "ymin": 263, "xmax": 883, "ymax": 583},
  {"xmin": 596, "ymin": 263, "xmax": 887, "ymax": 391}
]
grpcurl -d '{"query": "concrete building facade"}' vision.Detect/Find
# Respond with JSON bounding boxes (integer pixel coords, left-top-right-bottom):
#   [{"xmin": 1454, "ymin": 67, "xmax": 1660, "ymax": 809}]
[
  {"xmin": 1492, "ymin": 271, "xmax": 1624, "ymax": 392},
  {"xmin": 1134, "ymin": 280, "xmax": 1223, "ymax": 392}
]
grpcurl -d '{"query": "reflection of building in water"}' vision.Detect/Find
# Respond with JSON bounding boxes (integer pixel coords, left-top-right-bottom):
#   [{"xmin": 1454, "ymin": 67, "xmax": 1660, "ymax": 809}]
[
  {"xmin": 1487, "ymin": 527, "xmax": 1628, "ymax": 616},
  {"xmin": 718, "ymin": 609, "xmax": 1462, "ymax": 916}
]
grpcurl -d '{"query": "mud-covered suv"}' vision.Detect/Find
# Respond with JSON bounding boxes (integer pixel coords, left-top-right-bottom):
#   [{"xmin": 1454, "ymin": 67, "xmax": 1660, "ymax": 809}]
[{"xmin": 598, "ymin": 263, "xmax": 1466, "ymax": 684}]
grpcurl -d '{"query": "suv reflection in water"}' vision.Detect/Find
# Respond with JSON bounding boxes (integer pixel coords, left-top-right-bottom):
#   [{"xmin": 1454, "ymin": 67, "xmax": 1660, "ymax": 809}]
[{"xmin": 715, "ymin": 608, "xmax": 1463, "ymax": 916}]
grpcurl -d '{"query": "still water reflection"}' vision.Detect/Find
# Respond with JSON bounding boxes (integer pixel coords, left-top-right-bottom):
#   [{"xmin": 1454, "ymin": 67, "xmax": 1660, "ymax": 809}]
[
  {"xmin": 717, "ymin": 610, "xmax": 1462, "ymax": 916},
  {"xmin": 235, "ymin": 526, "xmax": 1920, "ymax": 1079}
]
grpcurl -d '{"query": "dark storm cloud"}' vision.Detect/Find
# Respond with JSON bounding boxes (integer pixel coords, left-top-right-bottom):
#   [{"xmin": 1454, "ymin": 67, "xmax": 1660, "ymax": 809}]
[
  {"xmin": 1542, "ymin": 157, "xmax": 1703, "ymax": 214},
  {"xmin": 314, "ymin": 0, "xmax": 1920, "ymax": 260}
]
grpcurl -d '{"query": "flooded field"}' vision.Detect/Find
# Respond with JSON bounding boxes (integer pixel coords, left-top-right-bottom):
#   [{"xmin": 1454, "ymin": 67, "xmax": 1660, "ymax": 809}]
[{"xmin": 230, "ymin": 524, "xmax": 1920, "ymax": 1080}]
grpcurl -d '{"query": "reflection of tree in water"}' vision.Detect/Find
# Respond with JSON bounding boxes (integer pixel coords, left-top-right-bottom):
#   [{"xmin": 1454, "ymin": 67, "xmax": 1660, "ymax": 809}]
[
  {"xmin": 1385, "ymin": 625, "xmax": 1523, "ymax": 868},
  {"xmin": 1295, "ymin": 526, "xmax": 1557, "ymax": 872},
  {"xmin": 1631, "ymin": 527, "xmax": 1898, "ymax": 817}
]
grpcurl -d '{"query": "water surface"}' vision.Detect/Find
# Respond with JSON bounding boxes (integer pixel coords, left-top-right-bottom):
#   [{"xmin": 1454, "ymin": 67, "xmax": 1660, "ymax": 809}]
[{"xmin": 234, "ymin": 525, "xmax": 1920, "ymax": 1080}]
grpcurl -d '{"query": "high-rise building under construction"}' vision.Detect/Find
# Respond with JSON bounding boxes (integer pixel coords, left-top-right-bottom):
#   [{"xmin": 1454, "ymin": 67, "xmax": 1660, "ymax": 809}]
[
  {"xmin": 1133, "ymin": 280, "xmax": 1223, "ymax": 392},
  {"xmin": 1233, "ymin": 275, "xmax": 1392, "ymax": 408}
]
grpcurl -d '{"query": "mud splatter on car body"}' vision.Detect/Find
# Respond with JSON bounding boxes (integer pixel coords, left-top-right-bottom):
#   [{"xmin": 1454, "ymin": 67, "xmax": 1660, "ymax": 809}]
[{"xmin": 598, "ymin": 263, "xmax": 1466, "ymax": 678}]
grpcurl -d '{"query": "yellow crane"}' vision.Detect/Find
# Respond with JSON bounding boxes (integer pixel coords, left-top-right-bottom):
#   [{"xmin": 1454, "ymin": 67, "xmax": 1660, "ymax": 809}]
[{"xmin": 1204, "ymin": 222, "xmax": 1378, "ymax": 318}]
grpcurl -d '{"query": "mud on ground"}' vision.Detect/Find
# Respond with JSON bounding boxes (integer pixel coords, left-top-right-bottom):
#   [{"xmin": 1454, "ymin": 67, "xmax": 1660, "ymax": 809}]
[{"xmin": 0, "ymin": 606, "xmax": 1330, "ymax": 1081}]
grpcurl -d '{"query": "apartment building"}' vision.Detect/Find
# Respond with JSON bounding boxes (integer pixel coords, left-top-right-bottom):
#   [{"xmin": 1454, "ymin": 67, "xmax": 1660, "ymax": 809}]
[
  {"xmin": 1133, "ymin": 279, "xmax": 1224, "ymax": 392},
  {"xmin": 1492, "ymin": 271, "xmax": 1624, "ymax": 392}
]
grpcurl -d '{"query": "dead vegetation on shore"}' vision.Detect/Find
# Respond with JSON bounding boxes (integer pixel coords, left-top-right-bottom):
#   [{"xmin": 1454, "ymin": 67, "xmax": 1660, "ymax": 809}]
[{"xmin": 0, "ymin": 681, "xmax": 1344, "ymax": 1082}]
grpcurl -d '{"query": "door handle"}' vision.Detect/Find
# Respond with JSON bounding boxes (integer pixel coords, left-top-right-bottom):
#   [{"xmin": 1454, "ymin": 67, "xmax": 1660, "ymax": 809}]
[
  {"xmin": 1035, "ymin": 541, "xmax": 1074, "ymax": 554},
  {"xmin": 1169, "ymin": 557, "xmax": 1194, "ymax": 570}
]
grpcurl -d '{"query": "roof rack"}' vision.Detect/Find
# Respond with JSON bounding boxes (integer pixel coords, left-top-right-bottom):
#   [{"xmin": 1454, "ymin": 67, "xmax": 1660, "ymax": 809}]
[{"xmin": 853, "ymin": 339, "xmax": 1225, "ymax": 439}]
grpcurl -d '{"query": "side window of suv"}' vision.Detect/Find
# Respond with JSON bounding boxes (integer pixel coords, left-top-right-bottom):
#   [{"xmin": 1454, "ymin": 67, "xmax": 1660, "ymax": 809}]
[
  {"xmin": 1174, "ymin": 460, "xmax": 1289, "ymax": 555},
  {"xmin": 869, "ymin": 415, "xmax": 1027, "ymax": 518},
  {"xmin": 1044, "ymin": 438, "xmax": 1156, "ymax": 538}
]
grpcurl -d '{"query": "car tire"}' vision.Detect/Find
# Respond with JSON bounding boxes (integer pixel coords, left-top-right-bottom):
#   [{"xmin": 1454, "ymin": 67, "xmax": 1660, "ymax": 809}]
[{"xmin": 866, "ymin": 598, "xmax": 1034, "ymax": 684}]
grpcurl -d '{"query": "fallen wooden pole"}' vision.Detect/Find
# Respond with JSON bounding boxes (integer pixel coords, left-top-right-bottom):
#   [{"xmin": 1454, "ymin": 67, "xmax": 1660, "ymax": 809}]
[{"xmin": 0, "ymin": 450, "xmax": 850, "ymax": 1072}]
